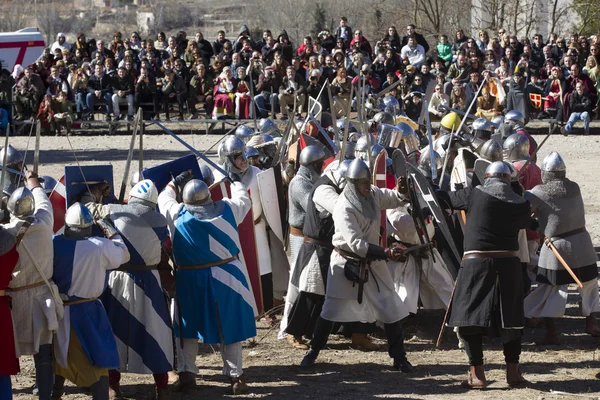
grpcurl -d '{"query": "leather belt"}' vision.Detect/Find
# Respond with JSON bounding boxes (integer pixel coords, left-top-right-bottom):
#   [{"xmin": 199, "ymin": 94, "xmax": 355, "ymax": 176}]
[
  {"xmin": 335, "ymin": 247, "xmax": 366, "ymax": 262},
  {"xmin": 290, "ymin": 226, "xmax": 303, "ymax": 237},
  {"xmin": 64, "ymin": 297, "xmax": 98, "ymax": 306},
  {"xmin": 462, "ymin": 250, "xmax": 519, "ymax": 260},
  {"xmin": 552, "ymin": 227, "xmax": 586, "ymax": 240},
  {"xmin": 117, "ymin": 264, "xmax": 159, "ymax": 272},
  {"xmin": 304, "ymin": 236, "xmax": 334, "ymax": 249},
  {"xmin": 178, "ymin": 256, "xmax": 238, "ymax": 270},
  {"xmin": 6, "ymin": 281, "xmax": 45, "ymax": 292},
  {"xmin": 0, "ymin": 290, "xmax": 5, "ymax": 296},
  {"xmin": 254, "ymin": 215, "xmax": 262, "ymax": 225}
]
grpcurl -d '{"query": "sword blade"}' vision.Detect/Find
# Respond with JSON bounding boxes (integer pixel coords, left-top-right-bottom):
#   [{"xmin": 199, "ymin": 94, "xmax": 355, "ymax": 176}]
[
  {"xmin": 0, "ymin": 123, "xmax": 10, "ymax": 203},
  {"xmin": 119, "ymin": 109, "xmax": 141, "ymax": 201},
  {"xmin": 33, "ymin": 121, "xmax": 40, "ymax": 175},
  {"xmin": 423, "ymin": 99, "xmax": 438, "ymax": 182}
]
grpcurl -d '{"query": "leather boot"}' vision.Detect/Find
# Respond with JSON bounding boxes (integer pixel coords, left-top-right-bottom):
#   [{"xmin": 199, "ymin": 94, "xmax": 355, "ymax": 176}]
[
  {"xmin": 286, "ymin": 335, "xmax": 309, "ymax": 350},
  {"xmin": 461, "ymin": 365, "xmax": 487, "ymax": 389},
  {"xmin": 174, "ymin": 371, "xmax": 196, "ymax": 392},
  {"xmin": 231, "ymin": 374, "xmax": 249, "ymax": 395},
  {"xmin": 585, "ymin": 315, "xmax": 600, "ymax": 337},
  {"xmin": 91, "ymin": 376, "xmax": 110, "ymax": 400},
  {"xmin": 506, "ymin": 363, "xmax": 528, "ymax": 387},
  {"xmin": 300, "ymin": 348, "xmax": 319, "ymax": 368},
  {"xmin": 536, "ymin": 318, "xmax": 560, "ymax": 345},
  {"xmin": 351, "ymin": 333, "xmax": 380, "ymax": 351}
]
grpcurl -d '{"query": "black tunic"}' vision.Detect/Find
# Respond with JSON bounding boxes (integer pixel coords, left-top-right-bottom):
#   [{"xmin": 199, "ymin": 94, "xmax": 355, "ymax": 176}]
[{"xmin": 444, "ymin": 186, "xmax": 531, "ymax": 329}]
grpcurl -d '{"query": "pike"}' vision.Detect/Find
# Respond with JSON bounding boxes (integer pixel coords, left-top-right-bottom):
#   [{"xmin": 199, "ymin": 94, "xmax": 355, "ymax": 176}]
[
  {"xmin": 0, "ymin": 166, "xmax": 25, "ymax": 177},
  {"xmin": 299, "ymin": 79, "xmax": 328, "ymax": 134},
  {"xmin": 273, "ymin": 108, "xmax": 295, "ymax": 166},
  {"xmin": 423, "ymin": 99, "xmax": 438, "ymax": 182},
  {"xmin": 152, "ymin": 119, "xmax": 230, "ymax": 179},
  {"xmin": 440, "ymin": 75, "xmax": 488, "ymax": 181},
  {"xmin": 71, "ymin": 180, "xmax": 108, "ymax": 185},
  {"xmin": 327, "ymin": 83, "xmax": 338, "ymax": 139},
  {"xmin": 515, "ymin": 127, "xmax": 555, "ymax": 180},
  {"xmin": 439, "ymin": 104, "xmax": 501, "ymax": 128},
  {"xmin": 0, "ymin": 124, "xmax": 11, "ymax": 206},
  {"xmin": 338, "ymin": 84, "xmax": 355, "ymax": 163},
  {"xmin": 375, "ymin": 78, "xmax": 403, "ymax": 99},
  {"xmin": 248, "ymin": 73, "xmax": 258, "ymax": 132},
  {"xmin": 544, "ymin": 237, "xmax": 584, "ymax": 288},
  {"xmin": 33, "ymin": 120, "xmax": 40, "ymax": 175},
  {"xmin": 201, "ymin": 124, "xmax": 240, "ymax": 155},
  {"xmin": 118, "ymin": 108, "xmax": 142, "ymax": 201}
]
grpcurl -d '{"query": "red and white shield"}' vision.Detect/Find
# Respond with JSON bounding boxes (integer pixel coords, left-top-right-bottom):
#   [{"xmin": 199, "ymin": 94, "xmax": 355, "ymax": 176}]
[
  {"xmin": 529, "ymin": 93, "xmax": 542, "ymax": 109},
  {"xmin": 373, "ymin": 152, "xmax": 388, "ymax": 247},
  {"xmin": 48, "ymin": 176, "xmax": 66, "ymax": 234}
]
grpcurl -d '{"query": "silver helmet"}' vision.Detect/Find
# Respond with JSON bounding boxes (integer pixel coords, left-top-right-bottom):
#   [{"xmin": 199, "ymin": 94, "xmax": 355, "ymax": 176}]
[
  {"xmin": 129, "ymin": 170, "xmax": 141, "ymax": 187},
  {"xmin": 217, "ymin": 141, "xmax": 226, "ymax": 164},
  {"xmin": 336, "ymin": 119, "xmax": 357, "ymax": 134},
  {"xmin": 484, "ymin": 161, "xmax": 512, "ymax": 183},
  {"xmin": 0, "ymin": 144, "xmax": 23, "ymax": 168},
  {"xmin": 299, "ymin": 145, "xmax": 327, "ymax": 166},
  {"xmin": 433, "ymin": 134, "xmax": 452, "ymax": 158},
  {"xmin": 377, "ymin": 123, "xmax": 403, "ymax": 148},
  {"xmin": 199, "ymin": 164, "xmax": 214, "ymax": 186},
  {"xmin": 373, "ymin": 111, "xmax": 395, "ymax": 126},
  {"xmin": 505, "ymin": 110, "xmax": 525, "ymax": 126},
  {"xmin": 7, "ymin": 186, "xmax": 35, "ymax": 218},
  {"xmin": 396, "ymin": 122, "xmax": 420, "ymax": 155},
  {"xmin": 346, "ymin": 159, "xmax": 371, "ymax": 182},
  {"xmin": 258, "ymin": 118, "xmax": 279, "ymax": 136},
  {"xmin": 344, "ymin": 141, "xmax": 356, "ymax": 160},
  {"xmin": 235, "ymin": 125, "xmax": 254, "ymax": 142},
  {"xmin": 222, "ymin": 136, "xmax": 248, "ymax": 173},
  {"xmin": 254, "ymin": 134, "xmax": 275, "ymax": 149},
  {"xmin": 370, "ymin": 144, "xmax": 387, "ymax": 159},
  {"xmin": 478, "ymin": 139, "xmax": 503, "ymax": 162},
  {"xmin": 355, "ymin": 135, "xmax": 374, "ymax": 161},
  {"xmin": 338, "ymin": 159, "xmax": 352, "ymax": 179},
  {"xmin": 65, "ymin": 202, "xmax": 93, "ymax": 228},
  {"xmin": 541, "ymin": 151, "xmax": 566, "ymax": 172},
  {"xmin": 246, "ymin": 146, "xmax": 260, "ymax": 158},
  {"xmin": 418, "ymin": 148, "xmax": 442, "ymax": 176},
  {"xmin": 182, "ymin": 179, "xmax": 211, "ymax": 205},
  {"xmin": 40, "ymin": 175, "xmax": 58, "ymax": 195},
  {"xmin": 502, "ymin": 133, "xmax": 530, "ymax": 162},
  {"xmin": 383, "ymin": 96, "xmax": 400, "ymax": 115},
  {"xmin": 471, "ymin": 118, "xmax": 493, "ymax": 139}
]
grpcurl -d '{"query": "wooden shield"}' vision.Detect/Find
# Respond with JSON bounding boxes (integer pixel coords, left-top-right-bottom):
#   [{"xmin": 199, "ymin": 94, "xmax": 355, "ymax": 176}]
[
  {"xmin": 257, "ymin": 167, "xmax": 284, "ymax": 243},
  {"xmin": 373, "ymin": 151, "xmax": 388, "ymax": 247},
  {"xmin": 394, "ymin": 115, "xmax": 419, "ymax": 131},
  {"xmin": 141, "ymin": 154, "xmax": 202, "ymax": 193},
  {"xmin": 529, "ymin": 93, "xmax": 542, "ymax": 109},
  {"xmin": 209, "ymin": 179, "xmax": 263, "ymax": 315},
  {"xmin": 48, "ymin": 175, "xmax": 66, "ymax": 234},
  {"xmin": 64, "ymin": 165, "xmax": 114, "ymax": 208}
]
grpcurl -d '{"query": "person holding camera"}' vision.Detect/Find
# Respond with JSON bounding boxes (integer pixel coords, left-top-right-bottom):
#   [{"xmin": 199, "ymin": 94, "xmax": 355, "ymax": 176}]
[
  {"xmin": 279, "ymin": 66, "xmax": 306, "ymax": 119},
  {"xmin": 254, "ymin": 66, "xmax": 279, "ymax": 119},
  {"xmin": 135, "ymin": 66, "xmax": 159, "ymax": 120}
]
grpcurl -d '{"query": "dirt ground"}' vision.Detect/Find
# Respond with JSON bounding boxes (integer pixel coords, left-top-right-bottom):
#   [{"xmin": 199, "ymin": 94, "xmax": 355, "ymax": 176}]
[{"xmin": 8, "ymin": 128, "xmax": 600, "ymax": 399}]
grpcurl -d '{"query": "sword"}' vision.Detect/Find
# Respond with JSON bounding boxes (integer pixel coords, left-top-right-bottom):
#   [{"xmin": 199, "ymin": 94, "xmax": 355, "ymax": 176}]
[
  {"xmin": 71, "ymin": 180, "xmax": 107, "ymax": 185},
  {"xmin": 300, "ymin": 79, "xmax": 328, "ymax": 134},
  {"xmin": 440, "ymin": 76, "xmax": 488, "ymax": 181},
  {"xmin": 407, "ymin": 175, "xmax": 436, "ymax": 262},
  {"xmin": 357, "ymin": 261, "xmax": 368, "ymax": 304},
  {"xmin": 201, "ymin": 124, "xmax": 239, "ymax": 155},
  {"xmin": 439, "ymin": 104, "xmax": 501, "ymax": 128},
  {"xmin": 544, "ymin": 237, "xmax": 584, "ymax": 289},
  {"xmin": 375, "ymin": 78, "xmax": 403, "ymax": 99},
  {"xmin": 423, "ymin": 99, "xmax": 438, "ymax": 182},
  {"xmin": 338, "ymin": 84, "xmax": 355, "ymax": 163},
  {"xmin": 0, "ymin": 166, "xmax": 25, "ymax": 177},
  {"xmin": 0, "ymin": 125, "xmax": 11, "ymax": 205},
  {"xmin": 33, "ymin": 120, "xmax": 40, "ymax": 175},
  {"xmin": 327, "ymin": 83, "xmax": 338, "ymax": 140},
  {"xmin": 152, "ymin": 120, "xmax": 230, "ymax": 179},
  {"xmin": 119, "ymin": 108, "xmax": 141, "ymax": 201},
  {"xmin": 248, "ymin": 73, "xmax": 258, "ymax": 131},
  {"xmin": 514, "ymin": 127, "xmax": 555, "ymax": 181}
]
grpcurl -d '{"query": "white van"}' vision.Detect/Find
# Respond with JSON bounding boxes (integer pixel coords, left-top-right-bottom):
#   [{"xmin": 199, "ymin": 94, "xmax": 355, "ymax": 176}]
[{"xmin": 0, "ymin": 28, "xmax": 46, "ymax": 72}]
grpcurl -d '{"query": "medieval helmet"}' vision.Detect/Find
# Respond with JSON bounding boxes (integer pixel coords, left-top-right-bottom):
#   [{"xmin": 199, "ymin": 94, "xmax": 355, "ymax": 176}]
[
  {"xmin": 258, "ymin": 118, "xmax": 279, "ymax": 136},
  {"xmin": 370, "ymin": 144, "xmax": 387, "ymax": 160},
  {"xmin": 383, "ymin": 96, "xmax": 400, "ymax": 115},
  {"xmin": 222, "ymin": 136, "xmax": 248, "ymax": 172},
  {"xmin": 418, "ymin": 147, "xmax": 442, "ymax": 177},
  {"xmin": 344, "ymin": 141, "xmax": 356, "ymax": 160},
  {"xmin": 338, "ymin": 159, "xmax": 352, "ymax": 179},
  {"xmin": 377, "ymin": 123, "xmax": 402, "ymax": 148},
  {"xmin": 199, "ymin": 164, "xmax": 214, "ymax": 186},
  {"xmin": 129, "ymin": 179, "xmax": 159, "ymax": 205},
  {"xmin": 182, "ymin": 179, "xmax": 211, "ymax": 205},
  {"xmin": 440, "ymin": 112, "xmax": 461, "ymax": 133},
  {"xmin": 541, "ymin": 151, "xmax": 566, "ymax": 181},
  {"xmin": 245, "ymin": 146, "xmax": 260, "ymax": 159},
  {"xmin": 505, "ymin": 110, "xmax": 525, "ymax": 126},
  {"xmin": 478, "ymin": 139, "xmax": 503, "ymax": 162},
  {"xmin": 502, "ymin": 133, "xmax": 530, "ymax": 162},
  {"xmin": 65, "ymin": 202, "xmax": 94, "ymax": 228},
  {"xmin": 471, "ymin": 118, "xmax": 493, "ymax": 139},
  {"xmin": 396, "ymin": 122, "xmax": 420, "ymax": 154},
  {"xmin": 0, "ymin": 144, "xmax": 24, "ymax": 168},
  {"xmin": 217, "ymin": 141, "xmax": 226, "ymax": 164},
  {"xmin": 433, "ymin": 134, "xmax": 455, "ymax": 158},
  {"xmin": 355, "ymin": 135, "xmax": 375, "ymax": 161},
  {"xmin": 299, "ymin": 145, "xmax": 327, "ymax": 167},
  {"xmin": 346, "ymin": 159, "xmax": 371, "ymax": 183},
  {"xmin": 336, "ymin": 119, "xmax": 357, "ymax": 134},
  {"xmin": 484, "ymin": 161, "xmax": 512, "ymax": 183},
  {"xmin": 7, "ymin": 186, "xmax": 35, "ymax": 219},
  {"xmin": 373, "ymin": 111, "xmax": 395, "ymax": 126},
  {"xmin": 235, "ymin": 125, "xmax": 254, "ymax": 142},
  {"xmin": 39, "ymin": 175, "xmax": 58, "ymax": 195},
  {"xmin": 491, "ymin": 115, "xmax": 504, "ymax": 128},
  {"xmin": 129, "ymin": 170, "xmax": 141, "ymax": 187}
]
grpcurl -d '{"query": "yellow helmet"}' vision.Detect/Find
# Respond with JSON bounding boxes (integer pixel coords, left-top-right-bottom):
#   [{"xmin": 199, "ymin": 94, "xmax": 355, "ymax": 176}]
[{"xmin": 440, "ymin": 112, "xmax": 462, "ymax": 131}]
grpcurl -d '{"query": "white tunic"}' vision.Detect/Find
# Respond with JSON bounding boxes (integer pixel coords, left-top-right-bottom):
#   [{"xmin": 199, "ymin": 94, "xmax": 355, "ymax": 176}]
[
  {"xmin": 321, "ymin": 187, "xmax": 410, "ymax": 324},
  {"xmin": 5, "ymin": 187, "xmax": 60, "ymax": 356}
]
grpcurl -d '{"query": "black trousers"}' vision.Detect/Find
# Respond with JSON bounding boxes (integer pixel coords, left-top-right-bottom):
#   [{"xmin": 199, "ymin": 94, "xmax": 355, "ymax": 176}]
[
  {"xmin": 461, "ymin": 331, "xmax": 521, "ymax": 366},
  {"xmin": 310, "ymin": 316, "xmax": 407, "ymax": 361}
]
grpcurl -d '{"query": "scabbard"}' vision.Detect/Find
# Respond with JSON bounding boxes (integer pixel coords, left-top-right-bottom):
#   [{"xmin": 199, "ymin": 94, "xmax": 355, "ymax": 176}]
[{"xmin": 357, "ymin": 263, "xmax": 366, "ymax": 304}]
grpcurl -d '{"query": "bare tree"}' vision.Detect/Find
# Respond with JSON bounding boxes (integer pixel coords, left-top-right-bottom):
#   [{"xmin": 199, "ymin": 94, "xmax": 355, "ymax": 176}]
[
  {"xmin": 549, "ymin": 0, "xmax": 570, "ymax": 35},
  {"xmin": 0, "ymin": 0, "xmax": 33, "ymax": 32}
]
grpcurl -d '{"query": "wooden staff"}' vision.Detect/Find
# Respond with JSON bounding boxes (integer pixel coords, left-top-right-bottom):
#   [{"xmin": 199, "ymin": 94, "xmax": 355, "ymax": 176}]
[{"xmin": 544, "ymin": 237, "xmax": 584, "ymax": 288}]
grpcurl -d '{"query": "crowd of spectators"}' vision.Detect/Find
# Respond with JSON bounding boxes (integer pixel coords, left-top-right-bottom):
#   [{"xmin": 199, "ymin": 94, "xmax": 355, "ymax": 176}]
[{"xmin": 2, "ymin": 20, "xmax": 599, "ymax": 134}]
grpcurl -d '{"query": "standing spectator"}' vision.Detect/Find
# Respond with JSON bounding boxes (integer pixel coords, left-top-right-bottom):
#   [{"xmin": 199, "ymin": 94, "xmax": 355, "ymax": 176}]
[
  {"xmin": 319, "ymin": 29, "xmax": 336, "ymax": 53},
  {"xmin": 277, "ymin": 30, "xmax": 294, "ymax": 63},
  {"xmin": 400, "ymin": 36, "xmax": 425, "ymax": 68},
  {"xmin": 50, "ymin": 33, "xmax": 70, "ymax": 53},
  {"xmin": 112, "ymin": 67, "xmax": 135, "ymax": 121},
  {"xmin": 53, "ymin": 90, "xmax": 74, "ymax": 134},
  {"xmin": 261, "ymin": 36, "xmax": 278, "ymax": 65},
  {"xmin": 135, "ymin": 66, "xmax": 158, "ymax": 120},
  {"xmin": 161, "ymin": 69, "xmax": 187, "ymax": 121},
  {"xmin": 401, "ymin": 24, "xmax": 430, "ymax": 54},
  {"xmin": 86, "ymin": 64, "xmax": 113, "ymax": 120},
  {"xmin": 562, "ymin": 82, "xmax": 592, "ymax": 135},
  {"xmin": 335, "ymin": 17, "xmax": 352, "ymax": 47},
  {"xmin": 506, "ymin": 71, "xmax": 530, "ymax": 124}
]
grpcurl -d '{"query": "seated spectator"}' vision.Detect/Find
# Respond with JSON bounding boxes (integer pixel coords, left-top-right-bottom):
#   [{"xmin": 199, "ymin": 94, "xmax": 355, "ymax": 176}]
[
  {"xmin": 210, "ymin": 56, "xmax": 225, "ymax": 78},
  {"xmin": 476, "ymin": 87, "xmax": 502, "ymax": 119},
  {"xmin": 189, "ymin": 64, "xmax": 214, "ymax": 118},
  {"xmin": 213, "ymin": 66, "xmax": 236, "ymax": 119},
  {"xmin": 194, "ymin": 31, "xmax": 214, "ymax": 61},
  {"xmin": 53, "ymin": 91, "xmax": 74, "ymax": 134},
  {"xmin": 14, "ymin": 67, "xmax": 41, "ymax": 120},
  {"xmin": 254, "ymin": 66, "xmax": 279, "ymax": 118},
  {"xmin": 87, "ymin": 64, "xmax": 113, "ymax": 120},
  {"xmin": 184, "ymin": 41, "xmax": 198, "ymax": 69},
  {"xmin": 235, "ymin": 67, "xmax": 252, "ymax": 119},
  {"xmin": 70, "ymin": 67, "xmax": 89, "ymax": 119},
  {"xmin": 402, "ymin": 24, "xmax": 429, "ymax": 53},
  {"xmin": 452, "ymin": 30, "xmax": 469, "ymax": 60},
  {"xmin": 495, "ymin": 56, "xmax": 512, "ymax": 85},
  {"xmin": 450, "ymin": 81, "xmax": 467, "ymax": 111},
  {"xmin": 381, "ymin": 26, "xmax": 401, "ymax": 53},
  {"xmin": 104, "ymin": 57, "xmax": 116, "ymax": 77},
  {"xmin": 74, "ymin": 33, "xmax": 91, "ymax": 58},
  {"xmin": 464, "ymin": 71, "xmax": 481, "ymax": 105},
  {"xmin": 261, "ymin": 36, "xmax": 279, "ymax": 65},
  {"xmin": 219, "ymin": 41, "xmax": 234, "ymax": 65},
  {"xmin": 279, "ymin": 65, "xmax": 306, "ymax": 119},
  {"xmin": 213, "ymin": 30, "xmax": 230, "ymax": 56},
  {"xmin": 161, "ymin": 69, "xmax": 187, "ymax": 120},
  {"xmin": 347, "ymin": 52, "xmax": 365, "ymax": 78},
  {"xmin": 562, "ymin": 82, "xmax": 592, "ymax": 135},
  {"xmin": 155, "ymin": 32, "xmax": 167, "ymax": 51},
  {"xmin": 92, "ymin": 39, "xmax": 113, "ymax": 60},
  {"xmin": 446, "ymin": 54, "xmax": 471, "ymax": 84},
  {"xmin": 437, "ymin": 35, "xmax": 453, "ymax": 66},
  {"xmin": 135, "ymin": 66, "xmax": 158, "ymax": 120},
  {"xmin": 404, "ymin": 92, "xmax": 422, "ymax": 121},
  {"xmin": 50, "ymin": 33, "xmax": 70, "ymax": 53},
  {"xmin": 46, "ymin": 65, "xmax": 69, "ymax": 98},
  {"xmin": 428, "ymin": 83, "xmax": 449, "ymax": 119},
  {"xmin": 350, "ymin": 30, "xmax": 373, "ymax": 59},
  {"xmin": 277, "ymin": 30, "xmax": 294, "ymax": 63},
  {"xmin": 174, "ymin": 59, "xmax": 191, "ymax": 86},
  {"xmin": 109, "ymin": 31, "xmax": 123, "ymax": 55},
  {"xmin": 111, "ymin": 66, "xmax": 135, "ymax": 121},
  {"xmin": 37, "ymin": 94, "xmax": 57, "ymax": 134},
  {"xmin": 543, "ymin": 66, "xmax": 566, "ymax": 120},
  {"xmin": 583, "ymin": 55, "xmax": 598, "ymax": 80},
  {"xmin": 566, "ymin": 63, "xmax": 597, "ymax": 106}
]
